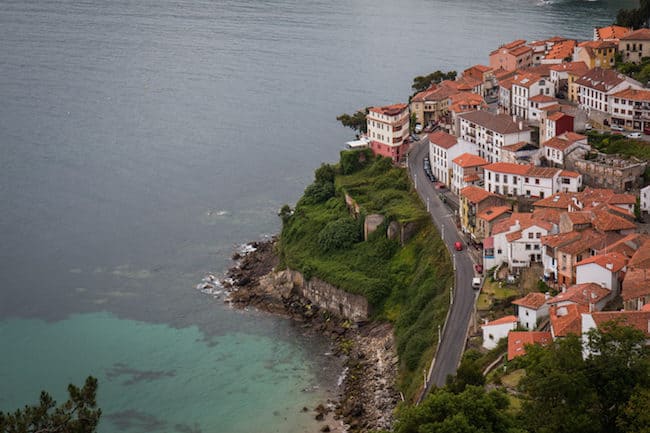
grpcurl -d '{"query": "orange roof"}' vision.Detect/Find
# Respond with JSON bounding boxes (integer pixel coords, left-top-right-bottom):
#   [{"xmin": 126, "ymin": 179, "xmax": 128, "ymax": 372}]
[
  {"xmin": 561, "ymin": 131, "xmax": 587, "ymax": 142},
  {"xmin": 542, "ymin": 230, "xmax": 582, "ymax": 249},
  {"xmin": 428, "ymin": 130, "xmax": 457, "ymax": 149},
  {"xmin": 477, "ymin": 206, "xmax": 512, "ymax": 222},
  {"xmin": 548, "ymin": 283, "xmax": 612, "ymax": 307},
  {"xmin": 368, "ymin": 103, "xmax": 407, "ymax": 116},
  {"xmin": 464, "ymin": 173, "xmax": 481, "ymax": 182},
  {"xmin": 483, "ymin": 162, "xmax": 531, "ymax": 176},
  {"xmin": 512, "ymin": 292, "xmax": 548, "ymax": 310},
  {"xmin": 595, "ymin": 25, "xmax": 632, "ymax": 41},
  {"xmin": 545, "ymin": 40, "xmax": 576, "ymax": 60},
  {"xmin": 527, "ymin": 167, "xmax": 561, "ymax": 179},
  {"xmin": 547, "ymin": 111, "xmax": 568, "ymax": 121},
  {"xmin": 576, "ymin": 252, "xmax": 628, "ymax": 272},
  {"xmin": 577, "ymin": 188, "xmax": 635, "ymax": 208},
  {"xmin": 492, "ymin": 212, "xmax": 554, "ymax": 235},
  {"xmin": 482, "ymin": 315, "xmax": 518, "ymax": 327},
  {"xmin": 642, "ymin": 303, "xmax": 650, "ymax": 312},
  {"xmin": 501, "ymin": 141, "xmax": 535, "ymax": 152},
  {"xmin": 611, "ymin": 88, "xmax": 650, "ymax": 102},
  {"xmin": 411, "ymin": 84, "xmax": 459, "ymax": 103},
  {"xmin": 578, "ymin": 40, "xmax": 617, "ymax": 49},
  {"xmin": 543, "ymin": 136, "xmax": 575, "ymax": 151},
  {"xmin": 549, "ymin": 61, "xmax": 589, "ymax": 76},
  {"xmin": 510, "ymin": 45, "xmax": 533, "ymax": 57},
  {"xmin": 620, "ymin": 28, "xmax": 650, "ymax": 41},
  {"xmin": 591, "ymin": 311, "xmax": 650, "ymax": 337},
  {"xmin": 576, "ymin": 68, "xmax": 632, "ymax": 92},
  {"xmin": 567, "ymin": 211, "xmax": 592, "ymax": 225},
  {"xmin": 601, "ymin": 233, "xmax": 650, "ymax": 257},
  {"xmin": 529, "ymin": 94, "xmax": 557, "ymax": 103},
  {"xmin": 590, "ymin": 209, "xmax": 636, "ymax": 232},
  {"xmin": 622, "ymin": 268, "xmax": 650, "ymax": 301},
  {"xmin": 512, "ymin": 72, "xmax": 542, "ymax": 89},
  {"xmin": 506, "ymin": 230, "xmax": 523, "ymax": 242},
  {"xmin": 508, "ymin": 331, "xmax": 552, "ymax": 360},
  {"xmin": 532, "ymin": 207, "xmax": 563, "ymax": 225},
  {"xmin": 560, "ymin": 170, "xmax": 580, "ymax": 178},
  {"xmin": 460, "ymin": 185, "xmax": 493, "ymax": 204},
  {"xmin": 452, "ymin": 152, "xmax": 488, "ymax": 168},
  {"xmin": 534, "ymin": 192, "xmax": 573, "ymax": 209},
  {"xmin": 628, "ymin": 239, "xmax": 650, "ymax": 269},
  {"xmin": 550, "ymin": 304, "xmax": 588, "ymax": 337}
]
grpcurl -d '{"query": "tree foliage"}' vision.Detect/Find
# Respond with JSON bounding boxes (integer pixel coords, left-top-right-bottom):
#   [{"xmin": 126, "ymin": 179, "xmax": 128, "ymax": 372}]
[
  {"xmin": 518, "ymin": 323, "xmax": 650, "ymax": 433},
  {"xmin": 0, "ymin": 377, "xmax": 101, "ymax": 433},
  {"xmin": 317, "ymin": 217, "xmax": 360, "ymax": 252},
  {"xmin": 411, "ymin": 70, "xmax": 457, "ymax": 93},
  {"xmin": 336, "ymin": 109, "xmax": 369, "ymax": 133},
  {"xmin": 616, "ymin": 0, "xmax": 650, "ymax": 29},
  {"xmin": 302, "ymin": 180, "xmax": 335, "ymax": 205},
  {"xmin": 394, "ymin": 386, "xmax": 519, "ymax": 433}
]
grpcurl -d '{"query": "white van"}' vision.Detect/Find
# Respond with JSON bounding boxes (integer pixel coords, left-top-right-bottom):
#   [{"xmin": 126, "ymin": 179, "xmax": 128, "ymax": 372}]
[{"xmin": 472, "ymin": 277, "xmax": 482, "ymax": 289}]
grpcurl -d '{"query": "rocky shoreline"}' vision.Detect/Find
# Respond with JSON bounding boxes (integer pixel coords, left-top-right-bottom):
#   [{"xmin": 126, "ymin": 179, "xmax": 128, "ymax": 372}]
[{"xmin": 222, "ymin": 239, "xmax": 399, "ymax": 433}]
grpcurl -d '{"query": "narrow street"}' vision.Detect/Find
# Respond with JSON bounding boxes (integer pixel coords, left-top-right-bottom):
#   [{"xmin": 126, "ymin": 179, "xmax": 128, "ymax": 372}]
[{"xmin": 406, "ymin": 137, "xmax": 479, "ymax": 394}]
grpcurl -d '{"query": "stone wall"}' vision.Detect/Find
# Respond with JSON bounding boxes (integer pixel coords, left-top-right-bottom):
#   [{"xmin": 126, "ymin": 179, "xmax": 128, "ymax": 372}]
[
  {"xmin": 260, "ymin": 269, "xmax": 369, "ymax": 322},
  {"xmin": 345, "ymin": 193, "xmax": 361, "ymax": 219},
  {"xmin": 387, "ymin": 220, "xmax": 423, "ymax": 245}
]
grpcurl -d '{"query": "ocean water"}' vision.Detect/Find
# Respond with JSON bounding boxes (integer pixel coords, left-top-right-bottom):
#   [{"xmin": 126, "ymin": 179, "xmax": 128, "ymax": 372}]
[{"xmin": 0, "ymin": 0, "xmax": 636, "ymax": 431}]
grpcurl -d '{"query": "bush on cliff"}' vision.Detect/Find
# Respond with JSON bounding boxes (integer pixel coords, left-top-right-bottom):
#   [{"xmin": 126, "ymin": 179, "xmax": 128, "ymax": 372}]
[
  {"xmin": 301, "ymin": 180, "xmax": 335, "ymax": 205},
  {"xmin": 318, "ymin": 217, "xmax": 361, "ymax": 252},
  {"xmin": 278, "ymin": 151, "xmax": 452, "ymax": 400}
]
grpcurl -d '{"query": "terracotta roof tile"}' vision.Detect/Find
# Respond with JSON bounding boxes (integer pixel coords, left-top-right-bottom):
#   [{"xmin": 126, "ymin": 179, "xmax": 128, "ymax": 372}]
[
  {"xmin": 482, "ymin": 315, "xmax": 518, "ymax": 327},
  {"xmin": 575, "ymin": 68, "xmax": 637, "ymax": 93},
  {"xmin": 527, "ymin": 167, "xmax": 561, "ymax": 178},
  {"xmin": 529, "ymin": 94, "xmax": 557, "ymax": 103},
  {"xmin": 620, "ymin": 28, "xmax": 650, "ymax": 41},
  {"xmin": 591, "ymin": 311, "xmax": 650, "ymax": 336},
  {"xmin": 628, "ymin": 239, "xmax": 650, "ymax": 269},
  {"xmin": 560, "ymin": 170, "xmax": 580, "ymax": 178},
  {"xmin": 477, "ymin": 206, "xmax": 512, "ymax": 222},
  {"xmin": 459, "ymin": 111, "xmax": 530, "ymax": 134},
  {"xmin": 452, "ymin": 152, "xmax": 488, "ymax": 168},
  {"xmin": 548, "ymin": 283, "xmax": 612, "ymax": 307},
  {"xmin": 533, "ymin": 192, "xmax": 574, "ymax": 209},
  {"xmin": 460, "ymin": 185, "xmax": 493, "ymax": 203},
  {"xmin": 622, "ymin": 268, "xmax": 650, "ymax": 302},
  {"xmin": 508, "ymin": 331, "xmax": 552, "ymax": 360},
  {"xmin": 368, "ymin": 103, "xmax": 407, "ymax": 116},
  {"xmin": 577, "ymin": 252, "xmax": 628, "ymax": 273},
  {"xmin": 611, "ymin": 88, "xmax": 650, "ymax": 102},
  {"xmin": 512, "ymin": 292, "xmax": 548, "ymax": 310},
  {"xmin": 549, "ymin": 61, "xmax": 589, "ymax": 76},
  {"xmin": 543, "ymin": 136, "xmax": 574, "ymax": 151},
  {"xmin": 595, "ymin": 25, "xmax": 632, "ymax": 41},
  {"xmin": 550, "ymin": 304, "xmax": 589, "ymax": 337},
  {"xmin": 545, "ymin": 40, "xmax": 577, "ymax": 60},
  {"xmin": 428, "ymin": 130, "xmax": 458, "ymax": 149},
  {"xmin": 506, "ymin": 230, "xmax": 523, "ymax": 242},
  {"xmin": 591, "ymin": 209, "xmax": 637, "ymax": 232},
  {"xmin": 483, "ymin": 162, "xmax": 531, "ymax": 176}
]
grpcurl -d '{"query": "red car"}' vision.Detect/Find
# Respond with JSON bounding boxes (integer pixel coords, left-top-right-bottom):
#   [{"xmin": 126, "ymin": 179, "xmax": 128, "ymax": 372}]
[
  {"xmin": 474, "ymin": 263, "xmax": 483, "ymax": 274},
  {"xmin": 454, "ymin": 241, "xmax": 463, "ymax": 251}
]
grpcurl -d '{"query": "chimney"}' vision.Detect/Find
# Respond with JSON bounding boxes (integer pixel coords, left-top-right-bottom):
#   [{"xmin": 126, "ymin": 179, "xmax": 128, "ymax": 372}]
[
  {"xmin": 589, "ymin": 302, "xmax": 594, "ymax": 313},
  {"xmin": 545, "ymin": 292, "xmax": 550, "ymax": 300}
]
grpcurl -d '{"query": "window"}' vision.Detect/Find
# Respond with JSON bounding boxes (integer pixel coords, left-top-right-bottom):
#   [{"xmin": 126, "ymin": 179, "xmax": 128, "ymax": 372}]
[
  {"xmin": 534, "ymin": 245, "xmax": 540, "ymax": 250},
  {"xmin": 536, "ymin": 232, "xmax": 541, "ymax": 238},
  {"xmin": 535, "ymin": 178, "xmax": 540, "ymax": 185},
  {"xmin": 526, "ymin": 244, "xmax": 531, "ymax": 250},
  {"xmin": 497, "ymin": 249, "xmax": 502, "ymax": 254},
  {"xmin": 528, "ymin": 232, "xmax": 534, "ymax": 239},
  {"xmin": 495, "ymin": 174, "xmax": 500, "ymax": 182},
  {"xmin": 525, "ymin": 177, "xmax": 529, "ymax": 183}
]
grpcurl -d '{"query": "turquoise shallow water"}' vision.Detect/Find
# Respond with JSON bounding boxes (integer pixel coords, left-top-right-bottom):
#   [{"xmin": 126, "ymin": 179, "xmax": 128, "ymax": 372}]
[{"xmin": 0, "ymin": 312, "xmax": 332, "ymax": 433}]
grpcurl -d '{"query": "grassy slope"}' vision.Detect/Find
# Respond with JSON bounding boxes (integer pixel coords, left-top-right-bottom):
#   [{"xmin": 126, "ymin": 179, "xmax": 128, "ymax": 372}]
[{"xmin": 278, "ymin": 153, "xmax": 453, "ymax": 400}]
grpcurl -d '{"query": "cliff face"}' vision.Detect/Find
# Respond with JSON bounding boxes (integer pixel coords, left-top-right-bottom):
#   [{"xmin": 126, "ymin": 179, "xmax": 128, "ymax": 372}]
[{"xmin": 260, "ymin": 269, "xmax": 369, "ymax": 322}]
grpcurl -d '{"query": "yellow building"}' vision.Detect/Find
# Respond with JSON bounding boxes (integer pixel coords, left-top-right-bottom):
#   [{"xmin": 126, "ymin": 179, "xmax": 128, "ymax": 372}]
[{"xmin": 573, "ymin": 40, "xmax": 617, "ymax": 69}]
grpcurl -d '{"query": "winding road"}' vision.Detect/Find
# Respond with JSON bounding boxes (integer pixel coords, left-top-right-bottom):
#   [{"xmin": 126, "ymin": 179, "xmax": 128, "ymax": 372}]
[{"xmin": 407, "ymin": 137, "xmax": 479, "ymax": 395}]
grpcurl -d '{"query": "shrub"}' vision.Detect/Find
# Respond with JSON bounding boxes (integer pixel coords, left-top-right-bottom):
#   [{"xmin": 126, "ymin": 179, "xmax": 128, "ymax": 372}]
[
  {"xmin": 317, "ymin": 217, "xmax": 360, "ymax": 252},
  {"xmin": 315, "ymin": 163, "xmax": 336, "ymax": 184},
  {"xmin": 302, "ymin": 181, "xmax": 334, "ymax": 205}
]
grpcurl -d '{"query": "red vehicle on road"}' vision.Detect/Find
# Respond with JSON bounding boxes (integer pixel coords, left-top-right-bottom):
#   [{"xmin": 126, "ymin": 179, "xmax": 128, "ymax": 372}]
[{"xmin": 454, "ymin": 241, "xmax": 463, "ymax": 251}]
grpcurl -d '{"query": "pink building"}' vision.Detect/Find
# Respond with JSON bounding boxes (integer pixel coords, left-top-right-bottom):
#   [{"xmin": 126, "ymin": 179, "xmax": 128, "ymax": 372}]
[
  {"xmin": 489, "ymin": 40, "xmax": 533, "ymax": 71},
  {"xmin": 366, "ymin": 103, "xmax": 410, "ymax": 163}
]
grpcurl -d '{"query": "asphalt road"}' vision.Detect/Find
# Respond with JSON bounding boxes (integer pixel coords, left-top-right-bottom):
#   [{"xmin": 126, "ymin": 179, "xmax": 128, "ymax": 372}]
[{"xmin": 407, "ymin": 138, "xmax": 478, "ymax": 393}]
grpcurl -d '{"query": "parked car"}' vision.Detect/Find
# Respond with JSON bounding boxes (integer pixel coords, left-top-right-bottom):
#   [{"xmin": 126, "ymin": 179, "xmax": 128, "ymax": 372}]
[
  {"xmin": 474, "ymin": 263, "xmax": 483, "ymax": 274},
  {"xmin": 584, "ymin": 123, "xmax": 592, "ymax": 131},
  {"xmin": 627, "ymin": 132, "xmax": 642, "ymax": 139},
  {"xmin": 414, "ymin": 123, "xmax": 423, "ymax": 133},
  {"xmin": 472, "ymin": 277, "xmax": 482, "ymax": 289},
  {"xmin": 611, "ymin": 125, "xmax": 624, "ymax": 132},
  {"xmin": 454, "ymin": 241, "xmax": 463, "ymax": 251}
]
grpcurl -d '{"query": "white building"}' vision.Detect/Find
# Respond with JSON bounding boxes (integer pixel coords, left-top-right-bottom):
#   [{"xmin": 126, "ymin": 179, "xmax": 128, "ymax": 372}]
[
  {"xmin": 451, "ymin": 153, "xmax": 489, "ymax": 195},
  {"xmin": 488, "ymin": 213, "xmax": 556, "ymax": 272},
  {"xmin": 366, "ymin": 103, "xmax": 410, "ymax": 163},
  {"xmin": 547, "ymin": 283, "xmax": 612, "ymax": 312},
  {"xmin": 528, "ymin": 94, "xmax": 558, "ymax": 124},
  {"xmin": 483, "ymin": 162, "xmax": 582, "ymax": 199},
  {"xmin": 428, "ymin": 131, "xmax": 476, "ymax": 186},
  {"xmin": 610, "ymin": 88, "xmax": 650, "ymax": 131},
  {"xmin": 576, "ymin": 67, "xmax": 642, "ymax": 117},
  {"xmin": 511, "ymin": 72, "xmax": 555, "ymax": 120},
  {"xmin": 541, "ymin": 132, "xmax": 587, "ymax": 167},
  {"xmin": 459, "ymin": 111, "xmax": 531, "ymax": 163},
  {"xmin": 641, "ymin": 185, "xmax": 650, "ymax": 213},
  {"xmin": 512, "ymin": 292, "xmax": 550, "ymax": 330},
  {"xmin": 575, "ymin": 252, "xmax": 628, "ymax": 294},
  {"xmin": 481, "ymin": 315, "xmax": 518, "ymax": 350}
]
